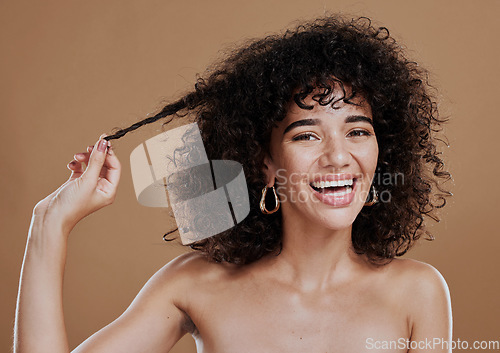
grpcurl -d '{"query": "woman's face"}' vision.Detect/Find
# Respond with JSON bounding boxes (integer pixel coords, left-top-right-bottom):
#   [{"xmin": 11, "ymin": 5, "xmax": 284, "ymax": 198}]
[{"xmin": 264, "ymin": 90, "xmax": 379, "ymax": 231}]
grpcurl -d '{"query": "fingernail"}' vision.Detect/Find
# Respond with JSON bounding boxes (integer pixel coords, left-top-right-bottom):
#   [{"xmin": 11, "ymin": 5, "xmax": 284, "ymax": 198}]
[{"xmin": 97, "ymin": 139, "xmax": 108, "ymax": 152}]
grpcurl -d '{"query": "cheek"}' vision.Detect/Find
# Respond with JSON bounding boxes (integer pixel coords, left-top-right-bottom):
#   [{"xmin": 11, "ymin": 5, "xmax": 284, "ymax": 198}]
[
  {"xmin": 357, "ymin": 141, "xmax": 378, "ymax": 171},
  {"xmin": 274, "ymin": 148, "xmax": 316, "ymax": 187},
  {"xmin": 284, "ymin": 150, "xmax": 317, "ymax": 175},
  {"xmin": 349, "ymin": 144, "xmax": 378, "ymax": 191},
  {"xmin": 368, "ymin": 145, "xmax": 379, "ymax": 172}
]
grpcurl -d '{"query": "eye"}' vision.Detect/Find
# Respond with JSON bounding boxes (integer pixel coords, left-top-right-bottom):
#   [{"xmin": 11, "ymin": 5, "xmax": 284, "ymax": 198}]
[
  {"xmin": 292, "ymin": 133, "xmax": 319, "ymax": 141},
  {"xmin": 347, "ymin": 129, "xmax": 372, "ymax": 137}
]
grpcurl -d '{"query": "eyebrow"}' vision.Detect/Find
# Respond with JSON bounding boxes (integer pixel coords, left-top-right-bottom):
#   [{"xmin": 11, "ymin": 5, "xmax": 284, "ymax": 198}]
[
  {"xmin": 283, "ymin": 115, "xmax": 373, "ymax": 135},
  {"xmin": 345, "ymin": 115, "xmax": 373, "ymax": 126},
  {"xmin": 283, "ymin": 119, "xmax": 319, "ymax": 134}
]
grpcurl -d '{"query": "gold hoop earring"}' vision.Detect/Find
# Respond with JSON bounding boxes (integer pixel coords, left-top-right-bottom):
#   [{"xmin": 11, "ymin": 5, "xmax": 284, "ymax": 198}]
[
  {"xmin": 364, "ymin": 185, "xmax": 379, "ymax": 207},
  {"xmin": 260, "ymin": 186, "xmax": 280, "ymax": 214}
]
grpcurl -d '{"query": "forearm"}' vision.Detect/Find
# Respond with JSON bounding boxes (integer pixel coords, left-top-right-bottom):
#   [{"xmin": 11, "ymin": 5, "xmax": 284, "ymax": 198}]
[{"xmin": 14, "ymin": 215, "xmax": 71, "ymax": 353}]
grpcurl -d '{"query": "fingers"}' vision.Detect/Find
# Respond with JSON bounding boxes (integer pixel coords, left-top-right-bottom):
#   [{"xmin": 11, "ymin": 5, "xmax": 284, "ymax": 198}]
[
  {"xmin": 100, "ymin": 142, "xmax": 121, "ymax": 185},
  {"xmin": 66, "ymin": 134, "xmax": 121, "ymax": 189},
  {"xmin": 81, "ymin": 135, "xmax": 121, "ymax": 187},
  {"xmin": 80, "ymin": 136, "xmax": 109, "ymax": 183},
  {"xmin": 67, "ymin": 152, "xmax": 88, "ymax": 179}
]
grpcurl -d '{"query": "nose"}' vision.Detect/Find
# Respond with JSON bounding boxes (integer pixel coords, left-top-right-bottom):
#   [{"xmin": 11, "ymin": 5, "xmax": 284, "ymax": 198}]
[{"xmin": 318, "ymin": 136, "xmax": 351, "ymax": 170}]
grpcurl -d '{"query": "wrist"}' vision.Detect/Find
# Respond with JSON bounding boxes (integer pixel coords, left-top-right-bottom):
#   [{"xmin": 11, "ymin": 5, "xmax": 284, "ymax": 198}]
[
  {"xmin": 26, "ymin": 220, "xmax": 69, "ymax": 269},
  {"xmin": 29, "ymin": 213, "xmax": 71, "ymax": 241}
]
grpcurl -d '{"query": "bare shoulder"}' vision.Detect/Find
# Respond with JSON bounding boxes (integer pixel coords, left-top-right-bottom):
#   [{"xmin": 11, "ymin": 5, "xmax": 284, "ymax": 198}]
[
  {"xmin": 383, "ymin": 258, "xmax": 452, "ymax": 321},
  {"xmin": 118, "ymin": 252, "xmax": 214, "ymax": 310},
  {"xmin": 153, "ymin": 251, "xmax": 237, "ymax": 301},
  {"xmin": 385, "ymin": 258, "xmax": 449, "ymax": 294},
  {"xmin": 154, "ymin": 251, "xmax": 227, "ymax": 288},
  {"xmin": 158, "ymin": 251, "xmax": 212, "ymax": 276},
  {"xmin": 71, "ymin": 252, "xmax": 224, "ymax": 352},
  {"xmin": 363, "ymin": 257, "xmax": 450, "ymax": 304}
]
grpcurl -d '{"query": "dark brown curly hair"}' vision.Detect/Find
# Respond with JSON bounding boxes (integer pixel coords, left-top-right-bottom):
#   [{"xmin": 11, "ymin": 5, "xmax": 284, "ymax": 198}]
[{"xmin": 104, "ymin": 14, "xmax": 452, "ymax": 265}]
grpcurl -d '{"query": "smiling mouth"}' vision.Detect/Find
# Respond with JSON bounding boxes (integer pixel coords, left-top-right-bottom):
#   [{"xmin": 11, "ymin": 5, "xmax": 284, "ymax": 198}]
[{"xmin": 309, "ymin": 179, "xmax": 356, "ymax": 195}]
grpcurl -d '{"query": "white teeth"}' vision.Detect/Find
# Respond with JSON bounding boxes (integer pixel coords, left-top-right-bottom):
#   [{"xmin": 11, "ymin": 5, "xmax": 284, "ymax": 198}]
[
  {"xmin": 311, "ymin": 179, "xmax": 354, "ymax": 189},
  {"xmin": 335, "ymin": 186, "xmax": 353, "ymax": 196}
]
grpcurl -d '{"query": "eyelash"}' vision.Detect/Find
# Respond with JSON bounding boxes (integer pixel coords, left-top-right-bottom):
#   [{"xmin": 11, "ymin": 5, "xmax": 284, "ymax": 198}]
[
  {"xmin": 292, "ymin": 130, "xmax": 372, "ymax": 141},
  {"xmin": 292, "ymin": 133, "xmax": 317, "ymax": 141},
  {"xmin": 348, "ymin": 129, "xmax": 372, "ymax": 137}
]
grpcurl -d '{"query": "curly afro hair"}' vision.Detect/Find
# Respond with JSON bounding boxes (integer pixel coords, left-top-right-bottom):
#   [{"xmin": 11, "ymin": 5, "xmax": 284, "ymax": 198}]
[{"xmin": 105, "ymin": 14, "xmax": 452, "ymax": 265}]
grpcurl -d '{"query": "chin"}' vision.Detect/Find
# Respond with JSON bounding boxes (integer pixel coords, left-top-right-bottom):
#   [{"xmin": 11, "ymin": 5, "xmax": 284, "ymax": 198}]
[
  {"xmin": 282, "ymin": 200, "xmax": 362, "ymax": 233},
  {"xmin": 313, "ymin": 210, "xmax": 359, "ymax": 231}
]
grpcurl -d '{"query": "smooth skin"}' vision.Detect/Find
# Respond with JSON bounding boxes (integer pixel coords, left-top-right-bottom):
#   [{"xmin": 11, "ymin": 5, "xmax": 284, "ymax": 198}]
[{"xmin": 15, "ymin": 98, "xmax": 452, "ymax": 353}]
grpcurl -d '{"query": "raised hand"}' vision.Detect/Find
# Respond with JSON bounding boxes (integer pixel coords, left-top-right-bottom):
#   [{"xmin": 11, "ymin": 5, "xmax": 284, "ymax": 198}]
[{"xmin": 32, "ymin": 134, "xmax": 121, "ymax": 234}]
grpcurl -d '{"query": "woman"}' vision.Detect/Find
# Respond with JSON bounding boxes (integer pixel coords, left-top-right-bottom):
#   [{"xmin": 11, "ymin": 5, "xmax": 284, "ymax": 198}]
[{"xmin": 15, "ymin": 14, "xmax": 453, "ymax": 352}]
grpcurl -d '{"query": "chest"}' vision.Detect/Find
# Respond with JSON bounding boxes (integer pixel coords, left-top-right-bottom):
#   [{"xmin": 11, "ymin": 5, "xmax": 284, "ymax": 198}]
[{"xmin": 185, "ymin": 280, "xmax": 410, "ymax": 353}]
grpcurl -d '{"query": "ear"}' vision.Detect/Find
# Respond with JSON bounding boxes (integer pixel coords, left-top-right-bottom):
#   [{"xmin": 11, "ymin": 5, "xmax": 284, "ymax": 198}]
[{"xmin": 262, "ymin": 152, "xmax": 277, "ymax": 187}]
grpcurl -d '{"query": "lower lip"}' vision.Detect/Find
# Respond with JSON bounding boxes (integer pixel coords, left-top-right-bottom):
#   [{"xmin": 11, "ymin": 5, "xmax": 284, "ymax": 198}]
[{"xmin": 310, "ymin": 181, "xmax": 356, "ymax": 207}]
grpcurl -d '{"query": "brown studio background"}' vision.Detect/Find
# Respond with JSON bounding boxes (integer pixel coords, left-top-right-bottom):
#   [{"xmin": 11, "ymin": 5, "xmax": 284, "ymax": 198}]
[{"xmin": 1, "ymin": 0, "xmax": 499, "ymax": 352}]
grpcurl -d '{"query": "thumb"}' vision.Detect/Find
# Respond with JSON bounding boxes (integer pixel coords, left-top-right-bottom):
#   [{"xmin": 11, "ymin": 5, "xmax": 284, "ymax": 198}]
[{"xmin": 82, "ymin": 134, "xmax": 110, "ymax": 182}]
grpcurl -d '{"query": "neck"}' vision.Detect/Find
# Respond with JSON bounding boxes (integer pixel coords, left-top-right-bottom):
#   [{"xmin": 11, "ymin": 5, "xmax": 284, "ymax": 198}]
[{"xmin": 269, "ymin": 212, "xmax": 365, "ymax": 292}]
